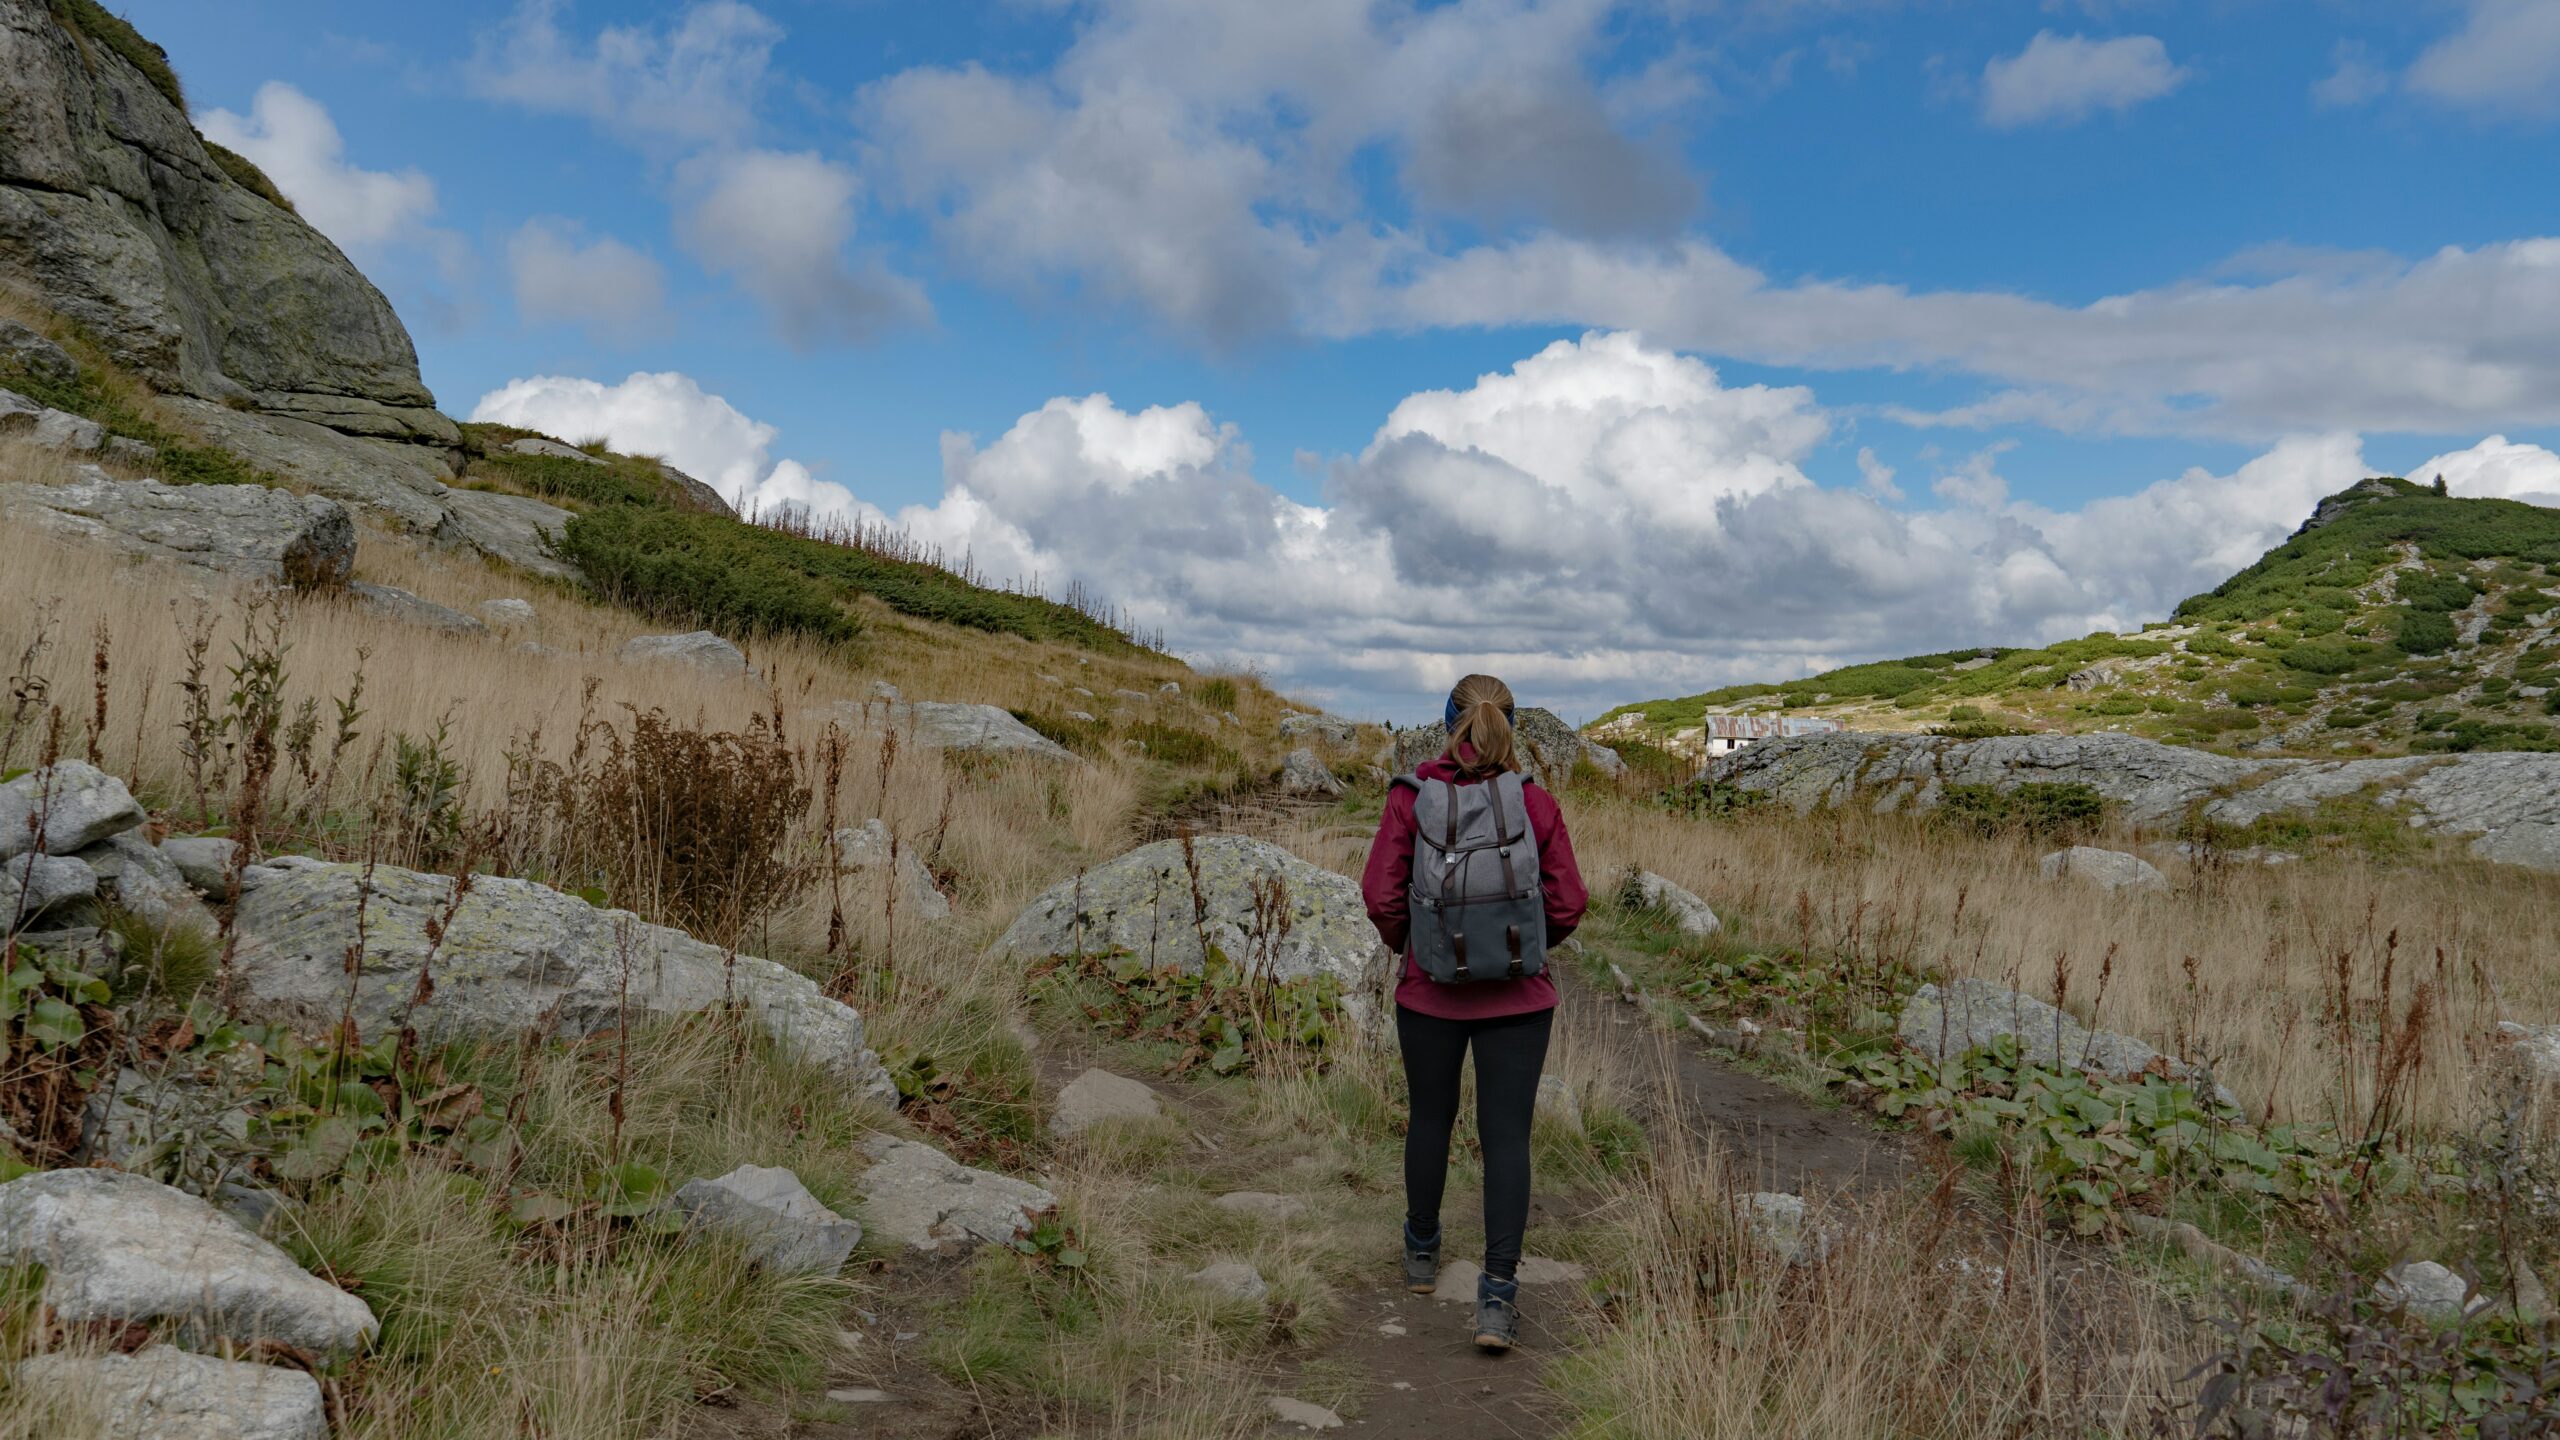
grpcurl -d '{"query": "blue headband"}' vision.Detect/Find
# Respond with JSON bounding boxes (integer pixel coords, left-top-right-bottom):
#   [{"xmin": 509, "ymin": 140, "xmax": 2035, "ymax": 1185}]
[{"xmin": 1446, "ymin": 694, "xmax": 1516, "ymax": 730}]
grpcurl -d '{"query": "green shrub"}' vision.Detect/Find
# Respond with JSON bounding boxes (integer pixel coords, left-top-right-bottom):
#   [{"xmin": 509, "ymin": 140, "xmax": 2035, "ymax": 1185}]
[
  {"xmin": 2412, "ymin": 719, "xmax": 2560, "ymax": 753},
  {"xmin": 2395, "ymin": 570, "xmax": 2478, "ymax": 612},
  {"xmin": 1192, "ymin": 676, "xmax": 1240, "ymax": 711},
  {"xmin": 1935, "ymin": 782, "xmax": 2107, "ymax": 839},
  {"xmin": 1009, "ymin": 709, "xmax": 1109, "ymax": 756},
  {"xmin": 2280, "ymin": 642, "xmax": 2369, "ymax": 676},
  {"xmin": 553, "ymin": 507, "xmax": 860, "ymax": 644},
  {"xmin": 2392, "ymin": 608, "xmax": 2458, "ymax": 655},
  {"xmin": 1124, "ymin": 721, "xmax": 1226, "ymax": 768},
  {"xmin": 0, "ymin": 340, "xmax": 277, "ymax": 488}
]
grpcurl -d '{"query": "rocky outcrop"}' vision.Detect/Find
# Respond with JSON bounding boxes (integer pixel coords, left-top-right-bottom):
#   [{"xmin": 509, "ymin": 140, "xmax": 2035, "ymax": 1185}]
[
  {"xmin": 1391, "ymin": 707, "xmax": 1624, "ymax": 791},
  {"xmin": 0, "ymin": 1168, "xmax": 378, "ymax": 1358},
  {"xmin": 1, "ymin": 472, "xmax": 353, "ymax": 589},
  {"xmin": 15, "ymin": 1347, "xmax": 327, "ymax": 1440},
  {"xmin": 227, "ymin": 859, "xmax": 895, "ymax": 1104},
  {"xmin": 1621, "ymin": 870, "xmax": 1721, "ymax": 936},
  {"xmin": 1707, "ymin": 731, "xmax": 2560, "ymax": 874},
  {"xmin": 991, "ymin": 835, "xmax": 1395, "ymax": 1035},
  {"xmin": 1279, "ymin": 747, "xmax": 1344, "ymax": 797},
  {"xmin": 0, "ymin": 3, "xmax": 448, "ymax": 452},
  {"xmin": 813, "ymin": 699, "xmax": 1081, "ymax": 762},
  {"xmin": 431, "ymin": 487, "xmax": 577, "ymax": 580},
  {"xmin": 674, "ymin": 1164, "xmax": 861, "ymax": 1275},
  {"xmin": 1278, "ymin": 712, "xmax": 1358, "ymax": 747},
  {"xmin": 853, "ymin": 1135, "xmax": 1057, "ymax": 1252},
  {"xmin": 349, "ymin": 581, "xmax": 486, "ymax": 636}
]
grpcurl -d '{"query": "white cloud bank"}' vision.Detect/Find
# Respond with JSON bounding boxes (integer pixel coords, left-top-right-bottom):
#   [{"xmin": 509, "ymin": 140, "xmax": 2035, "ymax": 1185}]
[
  {"xmin": 1980, "ymin": 32, "xmax": 2187, "ymax": 129},
  {"xmin": 468, "ymin": 335, "xmax": 2532, "ymax": 718},
  {"xmin": 2407, "ymin": 0, "xmax": 2560, "ymax": 119},
  {"xmin": 199, "ymin": 82, "xmax": 440, "ymax": 250}
]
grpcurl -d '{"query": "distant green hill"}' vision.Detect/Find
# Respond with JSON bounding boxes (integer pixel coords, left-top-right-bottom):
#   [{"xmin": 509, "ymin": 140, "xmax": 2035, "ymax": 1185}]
[{"xmin": 1595, "ymin": 478, "xmax": 2560, "ymax": 759}]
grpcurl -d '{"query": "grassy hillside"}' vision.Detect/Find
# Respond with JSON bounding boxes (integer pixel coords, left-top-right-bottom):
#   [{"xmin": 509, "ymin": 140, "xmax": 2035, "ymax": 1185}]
[{"xmin": 1598, "ymin": 477, "xmax": 2560, "ymax": 757}]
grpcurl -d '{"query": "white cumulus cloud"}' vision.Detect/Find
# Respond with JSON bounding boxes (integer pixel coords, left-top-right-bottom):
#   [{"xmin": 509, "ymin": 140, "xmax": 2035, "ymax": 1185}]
[
  {"xmin": 2407, "ymin": 0, "xmax": 2560, "ymax": 118},
  {"xmin": 469, "ymin": 370, "xmax": 842, "ymax": 514},
  {"xmin": 674, "ymin": 149, "xmax": 927, "ymax": 349},
  {"xmin": 2410, "ymin": 435, "xmax": 2560, "ymax": 507},
  {"xmin": 198, "ymin": 82, "xmax": 441, "ymax": 250},
  {"xmin": 467, "ymin": 0, "xmax": 781, "ymax": 148},
  {"xmin": 506, "ymin": 220, "xmax": 668, "ymax": 344},
  {"xmin": 1980, "ymin": 31, "xmax": 2188, "ymax": 128}
]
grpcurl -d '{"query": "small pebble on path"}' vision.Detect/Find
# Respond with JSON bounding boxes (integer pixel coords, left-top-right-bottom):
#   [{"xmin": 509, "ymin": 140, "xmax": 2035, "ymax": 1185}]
[
  {"xmin": 1268, "ymin": 1396, "xmax": 1344, "ymax": 1431},
  {"xmin": 828, "ymin": 1388, "xmax": 893, "ymax": 1403}
]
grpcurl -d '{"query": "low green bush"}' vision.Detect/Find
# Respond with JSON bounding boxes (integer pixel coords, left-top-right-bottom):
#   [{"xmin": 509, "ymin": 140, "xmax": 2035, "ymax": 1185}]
[{"xmin": 1935, "ymin": 781, "xmax": 2107, "ymax": 838}]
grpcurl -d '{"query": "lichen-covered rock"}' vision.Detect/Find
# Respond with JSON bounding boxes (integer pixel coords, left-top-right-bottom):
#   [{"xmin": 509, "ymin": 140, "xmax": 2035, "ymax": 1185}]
[
  {"xmin": 834, "ymin": 820, "xmax": 951, "ymax": 923},
  {"xmin": 2037, "ymin": 846, "xmax": 2167, "ymax": 893},
  {"xmin": 1622, "ymin": 870, "xmax": 1721, "ymax": 936},
  {"xmin": 991, "ymin": 835, "xmax": 1394, "ymax": 1035},
  {"xmin": 0, "ymin": 760, "xmax": 147, "ymax": 860},
  {"xmin": 1900, "ymin": 978, "xmax": 2218, "ymax": 1092},
  {"xmin": 674, "ymin": 1164, "xmax": 861, "ymax": 1275},
  {"xmin": 1711, "ymin": 732, "xmax": 2560, "ymax": 874},
  {"xmin": 1279, "ymin": 747, "xmax": 1344, "ymax": 797},
  {"xmin": 0, "ymin": 1168, "xmax": 377, "ymax": 1357},
  {"xmin": 1051, "ymin": 1068, "xmax": 1164, "ymax": 1138},
  {"xmin": 1, "ymin": 473, "xmax": 354, "ymax": 589},
  {"xmin": 0, "ymin": 317, "xmax": 75, "ymax": 384},
  {"xmin": 2375, "ymin": 1260, "xmax": 2477, "ymax": 1321},
  {"xmin": 228, "ymin": 861, "xmax": 894, "ymax": 1105},
  {"xmin": 159, "ymin": 835, "xmax": 243, "ymax": 895},
  {"xmin": 435, "ymin": 487, "xmax": 577, "ymax": 580},
  {"xmin": 73, "ymin": 831, "xmax": 213, "ymax": 934},
  {"xmin": 157, "ymin": 398, "xmax": 459, "ymax": 534},
  {"xmin": 1278, "ymin": 713, "xmax": 1357, "ymax": 746},
  {"xmin": 618, "ymin": 629, "xmax": 748, "ymax": 676},
  {"xmin": 478, "ymin": 597, "xmax": 537, "ymax": 626},
  {"xmin": 349, "ymin": 581, "xmax": 487, "ymax": 636},
  {"xmin": 0, "ymin": 849, "xmax": 95, "ymax": 920},
  {"xmin": 15, "ymin": 1347, "xmax": 326, "ymax": 1440},
  {"xmin": 854, "ymin": 1136, "xmax": 1057, "ymax": 1251},
  {"xmin": 1391, "ymin": 707, "xmax": 1618, "ymax": 792},
  {"xmin": 506, "ymin": 435, "xmax": 601, "ymax": 464}
]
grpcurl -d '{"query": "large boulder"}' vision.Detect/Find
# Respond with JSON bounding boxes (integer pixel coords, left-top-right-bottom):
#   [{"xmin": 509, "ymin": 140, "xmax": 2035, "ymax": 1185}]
[
  {"xmin": 1278, "ymin": 712, "xmax": 1357, "ymax": 747},
  {"xmin": 0, "ymin": 316, "xmax": 75, "ymax": 384},
  {"xmin": 73, "ymin": 830, "xmax": 214, "ymax": 934},
  {"xmin": 1899, "ymin": 977, "xmax": 2219, "ymax": 1093},
  {"xmin": 349, "ymin": 581, "xmax": 488, "ymax": 636},
  {"xmin": 1, "ymin": 849, "xmax": 96, "ymax": 920},
  {"xmin": 227, "ymin": 860, "xmax": 895, "ymax": 1105},
  {"xmin": 0, "ymin": 1168, "xmax": 377, "ymax": 1358},
  {"xmin": 991, "ymin": 835, "xmax": 1395, "ymax": 1035},
  {"xmin": 854, "ymin": 1136, "xmax": 1058, "ymax": 1252},
  {"xmin": 1051, "ymin": 1068, "xmax": 1164, "ymax": 1139},
  {"xmin": 0, "ymin": 4, "xmax": 449, "ymax": 450},
  {"xmin": 1709, "ymin": 732, "xmax": 2560, "ymax": 875},
  {"xmin": 1279, "ymin": 747, "xmax": 1344, "ymax": 797},
  {"xmin": 0, "ymin": 761, "xmax": 148, "ymax": 860},
  {"xmin": 436, "ymin": 487, "xmax": 577, "ymax": 580},
  {"xmin": 1390, "ymin": 707, "xmax": 1620, "ymax": 792},
  {"xmin": 15, "ymin": 1347, "xmax": 326, "ymax": 1440},
  {"xmin": 1621, "ymin": 870, "xmax": 1721, "ymax": 936},
  {"xmin": 1, "ymin": 473, "xmax": 354, "ymax": 590},
  {"xmin": 893, "ymin": 702, "xmax": 1078, "ymax": 761}
]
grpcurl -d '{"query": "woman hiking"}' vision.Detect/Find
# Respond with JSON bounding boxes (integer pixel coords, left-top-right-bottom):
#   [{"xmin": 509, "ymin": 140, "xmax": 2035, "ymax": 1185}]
[{"xmin": 1361, "ymin": 674, "xmax": 1587, "ymax": 1352}]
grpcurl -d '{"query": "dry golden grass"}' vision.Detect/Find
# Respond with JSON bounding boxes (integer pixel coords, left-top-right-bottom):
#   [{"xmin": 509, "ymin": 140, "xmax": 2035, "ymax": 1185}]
[{"xmin": 1569, "ymin": 794, "xmax": 2560, "ymax": 1133}]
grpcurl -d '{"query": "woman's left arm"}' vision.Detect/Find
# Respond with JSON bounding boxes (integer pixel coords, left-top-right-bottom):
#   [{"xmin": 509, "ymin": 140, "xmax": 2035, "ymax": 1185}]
[{"xmin": 1532, "ymin": 790, "xmax": 1588, "ymax": 944}]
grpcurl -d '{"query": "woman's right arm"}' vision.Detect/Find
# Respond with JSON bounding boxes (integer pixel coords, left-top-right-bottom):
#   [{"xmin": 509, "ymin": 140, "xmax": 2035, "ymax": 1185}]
[{"xmin": 1360, "ymin": 785, "xmax": 1417, "ymax": 955}]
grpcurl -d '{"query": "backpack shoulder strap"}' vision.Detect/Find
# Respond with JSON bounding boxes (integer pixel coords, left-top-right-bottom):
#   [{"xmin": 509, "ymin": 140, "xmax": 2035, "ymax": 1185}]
[
  {"xmin": 1388, "ymin": 769, "xmax": 1425, "ymax": 794},
  {"xmin": 1489, "ymin": 771, "xmax": 1530, "ymax": 843}
]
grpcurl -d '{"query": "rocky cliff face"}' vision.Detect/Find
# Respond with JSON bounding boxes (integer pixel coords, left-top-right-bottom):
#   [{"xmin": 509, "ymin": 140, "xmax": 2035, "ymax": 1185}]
[{"xmin": 0, "ymin": 2, "xmax": 451, "ymax": 443}]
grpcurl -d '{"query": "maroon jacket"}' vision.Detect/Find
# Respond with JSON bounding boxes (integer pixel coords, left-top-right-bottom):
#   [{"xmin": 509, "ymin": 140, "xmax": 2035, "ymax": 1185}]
[{"xmin": 1361, "ymin": 754, "xmax": 1587, "ymax": 1020}]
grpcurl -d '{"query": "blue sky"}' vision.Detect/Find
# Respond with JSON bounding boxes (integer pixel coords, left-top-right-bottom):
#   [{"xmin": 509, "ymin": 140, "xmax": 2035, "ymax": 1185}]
[{"xmin": 131, "ymin": 0, "xmax": 2560, "ymax": 719}]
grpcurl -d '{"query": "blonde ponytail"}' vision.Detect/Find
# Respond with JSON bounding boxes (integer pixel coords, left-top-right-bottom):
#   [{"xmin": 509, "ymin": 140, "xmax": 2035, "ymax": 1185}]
[{"xmin": 1443, "ymin": 673, "xmax": 1519, "ymax": 777}]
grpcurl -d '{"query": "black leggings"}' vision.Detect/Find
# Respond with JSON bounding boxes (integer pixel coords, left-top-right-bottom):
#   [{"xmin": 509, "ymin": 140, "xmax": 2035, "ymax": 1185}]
[{"xmin": 1396, "ymin": 1004, "xmax": 1554, "ymax": 1281}]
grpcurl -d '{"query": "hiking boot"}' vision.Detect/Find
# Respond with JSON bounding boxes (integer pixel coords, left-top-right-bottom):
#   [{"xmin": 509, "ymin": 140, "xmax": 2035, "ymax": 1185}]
[
  {"xmin": 1402, "ymin": 1222, "xmax": 1440, "ymax": 1295},
  {"xmin": 1473, "ymin": 1275, "xmax": 1521, "ymax": 1352}
]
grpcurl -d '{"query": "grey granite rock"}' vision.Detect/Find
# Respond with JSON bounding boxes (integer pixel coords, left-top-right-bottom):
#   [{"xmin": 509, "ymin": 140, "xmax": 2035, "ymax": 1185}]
[
  {"xmin": 1, "ymin": 473, "xmax": 353, "ymax": 589},
  {"xmin": 1900, "ymin": 977, "xmax": 2219, "ymax": 1092},
  {"xmin": 619, "ymin": 629, "xmax": 749, "ymax": 676},
  {"xmin": 228, "ymin": 861, "xmax": 894, "ymax": 1104},
  {"xmin": 1392, "ymin": 707, "xmax": 1619, "ymax": 792},
  {"xmin": 1051, "ymin": 1068, "xmax": 1165, "ymax": 1138},
  {"xmin": 1186, "ymin": 1260, "xmax": 1268, "ymax": 1304},
  {"xmin": 2037, "ymin": 846, "xmax": 2167, "ymax": 893},
  {"xmin": 14, "ymin": 1347, "xmax": 326, "ymax": 1440},
  {"xmin": 854, "ymin": 1136, "xmax": 1057, "ymax": 1252},
  {"xmin": 73, "ymin": 830, "xmax": 214, "ymax": 934},
  {"xmin": 992, "ymin": 835, "xmax": 1394, "ymax": 1036},
  {"xmin": 0, "ymin": 317, "xmax": 75, "ymax": 385},
  {"xmin": 159, "ymin": 835, "xmax": 244, "ymax": 895},
  {"xmin": 478, "ymin": 597, "xmax": 537, "ymax": 626},
  {"xmin": 435, "ymin": 487, "xmax": 577, "ymax": 580},
  {"xmin": 1279, "ymin": 747, "xmax": 1344, "ymax": 797},
  {"xmin": 833, "ymin": 820, "xmax": 951, "ymax": 923},
  {"xmin": 0, "ymin": 761, "xmax": 147, "ymax": 860},
  {"xmin": 1623, "ymin": 870, "xmax": 1721, "ymax": 935},
  {"xmin": 350, "ymin": 581, "xmax": 488, "ymax": 636},
  {"xmin": 1, "ymin": 849, "xmax": 96, "ymax": 921},
  {"xmin": 675, "ymin": 1164, "xmax": 862, "ymax": 1275},
  {"xmin": 0, "ymin": 1169, "xmax": 377, "ymax": 1357}
]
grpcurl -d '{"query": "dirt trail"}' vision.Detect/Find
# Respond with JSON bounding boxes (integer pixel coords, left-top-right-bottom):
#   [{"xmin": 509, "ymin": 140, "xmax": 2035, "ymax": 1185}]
[{"xmin": 757, "ymin": 794, "xmax": 1911, "ymax": 1438}]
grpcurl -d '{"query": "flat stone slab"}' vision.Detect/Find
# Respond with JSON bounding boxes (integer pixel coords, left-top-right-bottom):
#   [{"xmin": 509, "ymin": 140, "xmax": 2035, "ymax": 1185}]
[
  {"xmin": 1899, "ymin": 977, "xmax": 2215, "ymax": 1091},
  {"xmin": 1, "ymin": 761, "xmax": 148, "ymax": 861},
  {"xmin": 855, "ymin": 1136, "xmax": 1057, "ymax": 1252},
  {"xmin": 15, "ymin": 1347, "xmax": 326, "ymax": 1440},
  {"xmin": 1267, "ymin": 1396, "xmax": 1344, "ymax": 1431},
  {"xmin": 2, "ymin": 473, "xmax": 355, "ymax": 590},
  {"xmin": 1212, "ymin": 1191, "xmax": 1307, "ymax": 1222},
  {"xmin": 0, "ymin": 1169, "xmax": 377, "ymax": 1358},
  {"xmin": 618, "ymin": 630, "xmax": 748, "ymax": 676},
  {"xmin": 2038, "ymin": 846, "xmax": 2166, "ymax": 892}
]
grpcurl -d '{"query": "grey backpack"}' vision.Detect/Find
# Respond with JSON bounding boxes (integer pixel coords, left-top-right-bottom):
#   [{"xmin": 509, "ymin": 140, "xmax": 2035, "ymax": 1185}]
[{"xmin": 1393, "ymin": 769, "xmax": 1547, "ymax": 983}]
